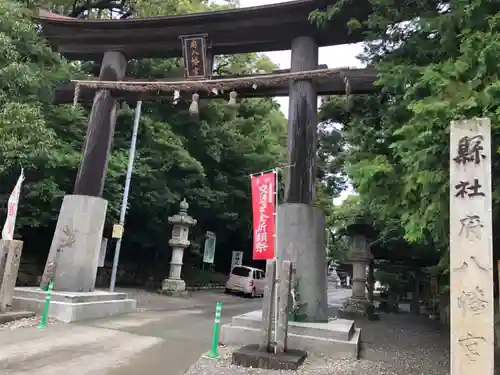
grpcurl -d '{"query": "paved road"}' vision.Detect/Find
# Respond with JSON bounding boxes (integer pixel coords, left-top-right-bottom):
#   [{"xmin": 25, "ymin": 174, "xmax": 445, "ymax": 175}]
[
  {"xmin": 0, "ymin": 292, "xmax": 261, "ymax": 375},
  {"xmin": 0, "ymin": 284, "xmax": 346, "ymax": 375},
  {"xmin": 327, "ymin": 286, "xmax": 350, "ymax": 306}
]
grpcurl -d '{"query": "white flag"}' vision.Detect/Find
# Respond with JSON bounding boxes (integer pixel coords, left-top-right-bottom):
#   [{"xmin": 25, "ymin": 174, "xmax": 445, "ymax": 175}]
[{"xmin": 2, "ymin": 168, "xmax": 25, "ymax": 240}]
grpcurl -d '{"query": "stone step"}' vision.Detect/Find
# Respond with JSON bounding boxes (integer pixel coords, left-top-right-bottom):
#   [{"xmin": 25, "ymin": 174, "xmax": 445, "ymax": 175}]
[
  {"xmin": 13, "ymin": 287, "xmax": 136, "ymax": 323},
  {"xmin": 220, "ymin": 323, "xmax": 360, "ymax": 359},
  {"xmin": 231, "ymin": 310, "xmax": 355, "ymax": 341}
]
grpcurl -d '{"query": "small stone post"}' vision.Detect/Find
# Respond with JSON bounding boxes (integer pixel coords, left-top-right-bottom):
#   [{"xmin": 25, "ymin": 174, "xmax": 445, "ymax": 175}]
[
  {"xmin": 0, "ymin": 242, "xmax": 9, "ymax": 288},
  {"xmin": 260, "ymin": 259, "xmax": 276, "ymax": 352},
  {"xmin": 161, "ymin": 199, "xmax": 197, "ymax": 296},
  {"xmin": 367, "ymin": 260, "xmax": 374, "ymax": 304},
  {"xmin": 276, "ymin": 260, "xmax": 293, "ymax": 353},
  {"xmin": 0, "ymin": 240, "xmax": 23, "ymax": 312},
  {"xmin": 410, "ymin": 265, "xmax": 421, "ymax": 314},
  {"xmin": 340, "ymin": 224, "xmax": 374, "ymax": 318}
]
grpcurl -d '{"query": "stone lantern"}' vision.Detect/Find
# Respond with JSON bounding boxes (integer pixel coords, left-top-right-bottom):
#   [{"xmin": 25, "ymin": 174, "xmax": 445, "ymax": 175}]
[
  {"xmin": 161, "ymin": 199, "xmax": 197, "ymax": 296},
  {"xmin": 339, "ymin": 223, "xmax": 375, "ymax": 319}
]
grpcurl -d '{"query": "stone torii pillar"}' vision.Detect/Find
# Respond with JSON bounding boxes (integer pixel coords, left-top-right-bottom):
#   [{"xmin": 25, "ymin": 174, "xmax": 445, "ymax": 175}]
[
  {"xmin": 277, "ymin": 36, "xmax": 328, "ymax": 322},
  {"xmin": 40, "ymin": 51, "xmax": 127, "ymax": 292}
]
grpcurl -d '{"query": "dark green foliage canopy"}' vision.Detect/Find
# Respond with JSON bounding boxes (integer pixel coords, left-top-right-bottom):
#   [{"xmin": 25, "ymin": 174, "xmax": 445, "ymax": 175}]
[
  {"xmin": 315, "ymin": 0, "xmax": 500, "ymax": 276},
  {"xmin": 0, "ymin": 0, "xmax": 296, "ymax": 281}
]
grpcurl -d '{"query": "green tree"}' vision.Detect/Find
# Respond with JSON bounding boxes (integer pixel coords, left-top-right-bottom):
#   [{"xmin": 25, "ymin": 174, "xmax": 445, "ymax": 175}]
[
  {"xmin": 0, "ymin": 2, "xmax": 81, "ymax": 228},
  {"xmin": 313, "ymin": 1, "xmax": 500, "ymax": 274},
  {"xmin": 0, "ymin": 0, "xmax": 290, "ymax": 284}
]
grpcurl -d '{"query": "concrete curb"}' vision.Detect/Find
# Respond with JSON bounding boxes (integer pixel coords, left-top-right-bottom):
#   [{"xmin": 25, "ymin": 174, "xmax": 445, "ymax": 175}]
[{"xmin": 185, "ymin": 284, "xmax": 225, "ymax": 292}]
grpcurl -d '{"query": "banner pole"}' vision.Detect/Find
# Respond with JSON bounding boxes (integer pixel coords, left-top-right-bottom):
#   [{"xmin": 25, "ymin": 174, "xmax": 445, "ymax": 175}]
[
  {"xmin": 110, "ymin": 100, "xmax": 142, "ymax": 292},
  {"xmin": 273, "ymin": 168, "xmax": 279, "ymax": 353}
]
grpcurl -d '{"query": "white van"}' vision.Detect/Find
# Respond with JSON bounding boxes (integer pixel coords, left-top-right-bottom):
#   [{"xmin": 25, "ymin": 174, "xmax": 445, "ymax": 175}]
[{"xmin": 225, "ymin": 266, "xmax": 265, "ymax": 298}]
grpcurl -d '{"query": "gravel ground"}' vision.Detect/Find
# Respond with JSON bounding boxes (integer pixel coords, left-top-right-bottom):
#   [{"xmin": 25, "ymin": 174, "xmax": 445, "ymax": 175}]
[
  {"xmin": 357, "ymin": 312, "xmax": 448, "ymax": 374},
  {"xmin": 184, "ymin": 312, "xmax": 449, "ymax": 375},
  {"xmin": 0, "ymin": 316, "xmax": 62, "ymax": 330},
  {"xmin": 183, "ymin": 345, "xmax": 402, "ymax": 375}
]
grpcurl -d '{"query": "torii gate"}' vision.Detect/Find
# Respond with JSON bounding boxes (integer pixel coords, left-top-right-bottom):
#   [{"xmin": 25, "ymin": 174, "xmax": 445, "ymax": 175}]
[{"xmin": 31, "ymin": 0, "xmax": 378, "ymax": 322}]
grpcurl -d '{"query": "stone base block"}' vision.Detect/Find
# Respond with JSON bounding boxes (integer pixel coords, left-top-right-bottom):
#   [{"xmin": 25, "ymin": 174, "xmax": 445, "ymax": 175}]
[
  {"xmin": 232, "ymin": 344, "xmax": 307, "ymax": 370},
  {"xmin": 41, "ymin": 194, "xmax": 108, "ymax": 292},
  {"xmin": 160, "ymin": 278, "xmax": 188, "ymax": 297},
  {"xmin": 277, "ymin": 204, "xmax": 328, "ymax": 322},
  {"xmin": 221, "ymin": 310, "xmax": 360, "ymax": 359},
  {"xmin": 0, "ymin": 311, "xmax": 35, "ymax": 324},
  {"xmin": 339, "ymin": 298, "xmax": 375, "ymax": 320},
  {"xmin": 12, "ymin": 287, "xmax": 136, "ymax": 323}
]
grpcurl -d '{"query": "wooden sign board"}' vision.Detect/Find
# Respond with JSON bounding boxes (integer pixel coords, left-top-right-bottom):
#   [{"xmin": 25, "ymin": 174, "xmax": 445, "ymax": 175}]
[
  {"xmin": 180, "ymin": 34, "xmax": 209, "ymax": 80},
  {"xmin": 231, "ymin": 251, "xmax": 243, "ymax": 272},
  {"xmin": 450, "ymin": 118, "xmax": 493, "ymax": 375},
  {"xmin": 203, "ymin": 231, "xmax": 216, "ymax": 264}
]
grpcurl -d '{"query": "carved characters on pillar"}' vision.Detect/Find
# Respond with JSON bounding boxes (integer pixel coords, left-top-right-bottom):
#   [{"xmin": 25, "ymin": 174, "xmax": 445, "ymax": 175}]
[
  {"xmin": 455, "ymin": 179, "xmax": 485, "ymax": 198},
  {"xmin": 452, "ymin": 131, "xmax": 489, "ymax": 274},
  {"xmin": 459, "ymin": 214, "xmax": 483, "ymax": 239},
  {"xmin": 40, "ymin": 224, "xmax": 77, "ymax": 289},
  {"xmin": 453, "ymin": 257, "xmax": 489, "ymax": 273},
  {"xmin": 458, "ymin": 333, "xmax": 486, "ymax": 362},
  {"xmin": 453, "ymin": 135, "xmax": 486, "ymax": 165},
  {"xmin": 452, "ymin": 132, "xmax": 488, "ymax": 253},
  {"xmin": 457, "ymin": 286, "xmax": 488, "ymax": 315}
]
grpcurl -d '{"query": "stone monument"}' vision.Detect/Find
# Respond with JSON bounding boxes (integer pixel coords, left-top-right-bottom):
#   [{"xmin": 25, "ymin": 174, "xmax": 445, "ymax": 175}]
[
  {"xmin": 450, "ymin": 118, "xmax": 493, "ymax": 375},
  {"xmin": 340, "ymin": 223, "xmax": 374, "ymax": 319},
  {"xmin": 161, "ymin": 199, "xmax": 197, "ymax": 296}
]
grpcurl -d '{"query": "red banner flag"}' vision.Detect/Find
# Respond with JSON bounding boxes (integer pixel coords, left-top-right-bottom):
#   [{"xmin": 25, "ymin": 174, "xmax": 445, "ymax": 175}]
[{"xmin": 251, "ymin": 171, "xmax": 276, "ymax": 260}]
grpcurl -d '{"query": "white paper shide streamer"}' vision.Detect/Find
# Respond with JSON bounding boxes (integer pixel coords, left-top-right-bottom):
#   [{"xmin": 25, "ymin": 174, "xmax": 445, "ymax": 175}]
[{"xmin": 2, "ymin": 168, "xmax": 25, "ymax": 240}]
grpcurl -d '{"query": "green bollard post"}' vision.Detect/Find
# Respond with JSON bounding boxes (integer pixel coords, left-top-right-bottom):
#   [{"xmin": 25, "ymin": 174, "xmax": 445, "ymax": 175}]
[
  {"xmin": 36, "ymin": 281, "xmax": 54, "ymax": 329},
  {"xmin": 202, "ymin": 302, "xmax": 223, "ymax": 360}
]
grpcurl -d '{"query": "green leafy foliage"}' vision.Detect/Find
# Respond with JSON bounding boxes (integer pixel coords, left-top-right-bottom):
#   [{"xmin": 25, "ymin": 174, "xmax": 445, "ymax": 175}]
[
  {"xmin": 316, "ymin": 1, "xmax": 500, "ymax": 272},
  {"xmin": 0, "ymin": 0, "xmax": 293, "ymax": 281}
]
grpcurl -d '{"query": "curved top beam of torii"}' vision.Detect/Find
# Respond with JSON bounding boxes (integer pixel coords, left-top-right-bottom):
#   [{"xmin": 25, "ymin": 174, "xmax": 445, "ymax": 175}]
[{"xmin": 35, "ymin": 0, "xmax": 373, "ymax": 61}]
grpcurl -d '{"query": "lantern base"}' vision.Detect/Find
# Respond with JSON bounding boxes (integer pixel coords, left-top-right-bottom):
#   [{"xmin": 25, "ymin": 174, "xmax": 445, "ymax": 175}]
[
  {"xmin": 339, "ymin": 298, "xmax": 375, "ymax": 320},
  {"xmin": 160, "ymin": 278, "xmax": 188, "ymax": 297}
]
